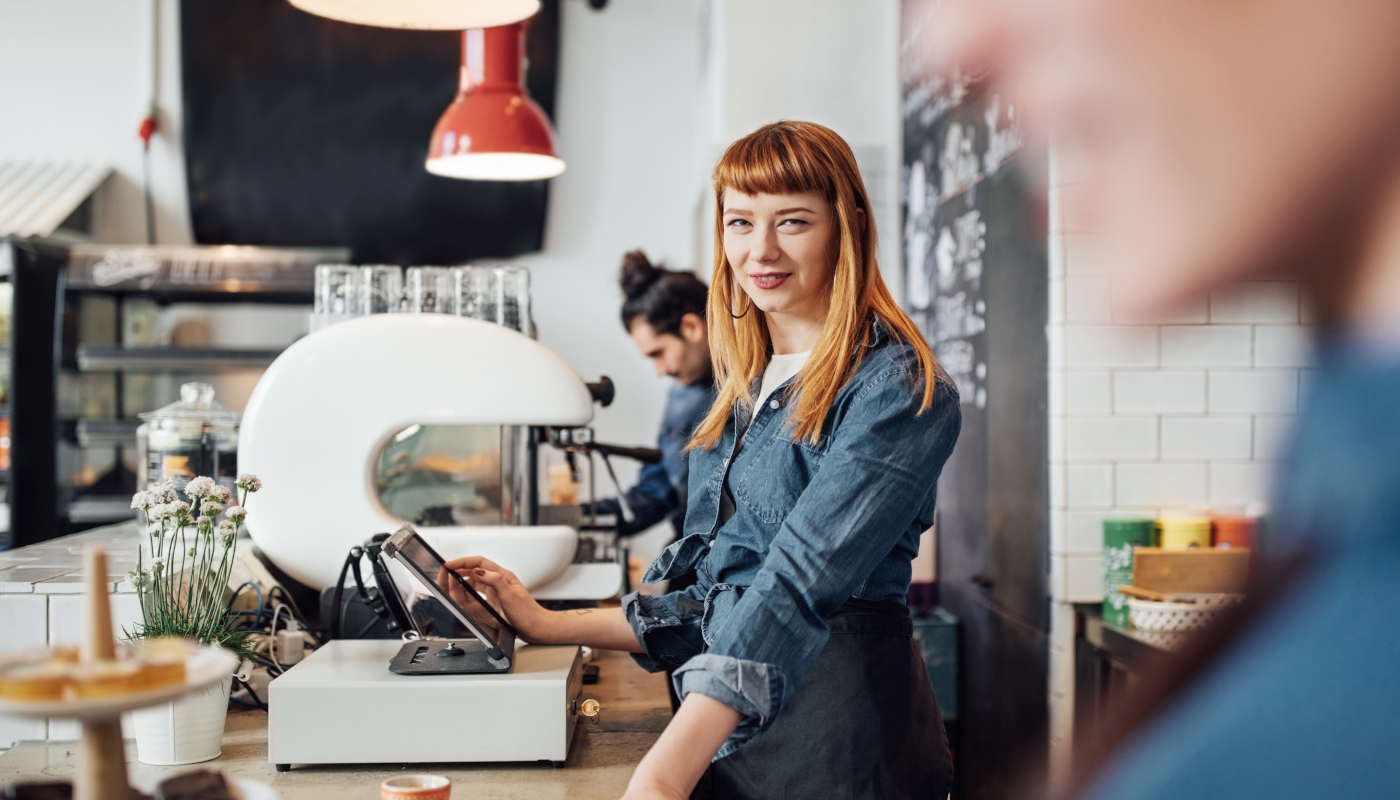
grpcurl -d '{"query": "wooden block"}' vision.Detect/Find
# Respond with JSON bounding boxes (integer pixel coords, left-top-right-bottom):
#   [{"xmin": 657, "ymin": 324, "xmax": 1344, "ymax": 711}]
[{"xmin": 1131, "ymin": 548, "xmax": 1250, "ymax": 594}]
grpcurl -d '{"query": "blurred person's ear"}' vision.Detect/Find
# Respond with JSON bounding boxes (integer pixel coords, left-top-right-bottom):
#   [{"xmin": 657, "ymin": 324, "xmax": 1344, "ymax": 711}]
[{"xmin": 679, "ymin": 312, "xmax": 707, "ymax": 344}]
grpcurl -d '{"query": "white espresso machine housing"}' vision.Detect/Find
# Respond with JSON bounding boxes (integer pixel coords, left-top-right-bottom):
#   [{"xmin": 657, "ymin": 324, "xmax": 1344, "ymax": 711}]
[
  {"xmin": 242, "ymin": 313, "xmax": 617, "ymax": 768},
  {"xmin": 238, "ymin": 312, "xmax": 621, "ymax": 599}
]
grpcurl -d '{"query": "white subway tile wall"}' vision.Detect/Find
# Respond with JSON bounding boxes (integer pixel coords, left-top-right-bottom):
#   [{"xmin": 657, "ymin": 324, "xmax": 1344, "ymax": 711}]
[
  {"xmin": 1044, "ymin": 170, "xmax": 1311, "ymax": 776},
  {"xmin": 1047, "ymin": 211, "xmax": 1309, "ymax": 604}
]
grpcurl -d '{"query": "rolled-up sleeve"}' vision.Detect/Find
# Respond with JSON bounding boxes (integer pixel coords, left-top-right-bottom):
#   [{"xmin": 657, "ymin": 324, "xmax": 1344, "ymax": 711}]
[
  {"xmin": 675, "ymin": 367, "xmax": 961, "ymax": 743},
  {"xmin": 620, "ymin": 584, "xmax": 707, "ymax": 673}
]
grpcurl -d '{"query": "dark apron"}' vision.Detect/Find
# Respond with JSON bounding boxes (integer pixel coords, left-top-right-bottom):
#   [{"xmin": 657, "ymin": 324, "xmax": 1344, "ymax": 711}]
[{"xmin": 692, "ymin": 598, "xmax": 953, "ymax": 800}]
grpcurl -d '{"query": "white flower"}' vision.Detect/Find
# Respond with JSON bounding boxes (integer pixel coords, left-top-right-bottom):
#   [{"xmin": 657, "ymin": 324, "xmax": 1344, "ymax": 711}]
[
  {"xmin": 209, "ymin": 485, "xmax": 233, "ymax": 504},
  {"xmin": 236, "ymin": 474, "xmax": 263, "ymax": 492},
  {"xmin": 225, "ymin": 505, "xmax": 247, "ymax": 523},
  {"xmin": 149, "ymin": 480, "xmax": 180, "ymax": 504},
  {"xmin": 146, "ymin": 502, "xmax": 176, "ymax": 522},
  {"xmin": 152, "ymin": 561, "xmax": 164, "ymax": 574},
  {"xmin": 200, "ymin": 501, "xmax": 225, "ymax": 518},
  {"xmin": 217, "ymin": 519, "xmax": 238, "ymax": 537},
  {"xmin": 169, "ymin": 505, "xmax": 192, "ymax": 526},
  {"xmin": 129, "ymin": 490, "xmax": 150, "ymax": 510},
  {"xmin": 184, "ymin": 476, "xmax": 216, "ymax": 499}
]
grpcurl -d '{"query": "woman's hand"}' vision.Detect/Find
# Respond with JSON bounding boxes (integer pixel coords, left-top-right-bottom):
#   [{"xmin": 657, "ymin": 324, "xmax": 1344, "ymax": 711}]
[{"xmin": 439, "ymin": 555, "xmax": 553, "ymax": 642}]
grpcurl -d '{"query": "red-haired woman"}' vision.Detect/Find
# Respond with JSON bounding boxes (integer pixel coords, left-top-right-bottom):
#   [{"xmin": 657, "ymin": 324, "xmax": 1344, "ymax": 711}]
[{"xmin": 448, "ymin": 121, "xmax": 960, "ymax": 799}]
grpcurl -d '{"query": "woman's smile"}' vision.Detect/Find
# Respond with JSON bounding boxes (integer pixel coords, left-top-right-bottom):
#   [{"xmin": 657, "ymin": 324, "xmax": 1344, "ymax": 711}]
[{"xmin": 750, "ymin": 272, "xmax": 791, "ymax": 290}]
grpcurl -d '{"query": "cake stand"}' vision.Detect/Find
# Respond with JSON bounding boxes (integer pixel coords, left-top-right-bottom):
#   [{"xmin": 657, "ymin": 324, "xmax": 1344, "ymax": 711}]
[{"xmin": 0, "ymin": 547, "xmax": 238, "ymax": 800}]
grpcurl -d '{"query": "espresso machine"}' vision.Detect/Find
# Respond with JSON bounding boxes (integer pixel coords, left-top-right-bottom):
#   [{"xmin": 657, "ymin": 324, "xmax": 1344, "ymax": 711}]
[{"xmin": 240, "ymin": 312, "xmax": 629, "ymax": 767}]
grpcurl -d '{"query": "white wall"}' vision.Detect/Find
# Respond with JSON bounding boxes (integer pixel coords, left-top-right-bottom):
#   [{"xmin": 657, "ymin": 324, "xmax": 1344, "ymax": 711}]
[
  {"xmin": 0, "ymin": 0, "xmax": 192, "ymax": 244},
  {"xmin": 702, "ymin": 0, "xmax": 903, "ymax": 294},
  {"xmin": 1043, "ymin": 155, "xmax": 1312, "ymax": 781}
]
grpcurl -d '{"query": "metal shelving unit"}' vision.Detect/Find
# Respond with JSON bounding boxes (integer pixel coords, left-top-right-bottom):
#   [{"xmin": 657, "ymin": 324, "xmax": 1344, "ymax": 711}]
[{"xmin": 3, "ymin": 240, "xmax": 347, "ymax": 548}]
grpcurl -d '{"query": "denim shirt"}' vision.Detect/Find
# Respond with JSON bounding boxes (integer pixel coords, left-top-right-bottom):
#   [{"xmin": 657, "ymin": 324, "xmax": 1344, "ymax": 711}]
[
  {"xmin": 595, "ymin": 378, "xmax": 716, "ymax": 536},
  {"xmin": 620, "ymin": 319, "xmax": 961, "ymax": 758}
]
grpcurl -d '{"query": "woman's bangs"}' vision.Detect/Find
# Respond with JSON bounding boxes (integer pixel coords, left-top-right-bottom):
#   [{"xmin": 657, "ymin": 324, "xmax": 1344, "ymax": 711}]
[{"xmin": 713, "ymin": 128, "xmax": 830, "ymax": 202}]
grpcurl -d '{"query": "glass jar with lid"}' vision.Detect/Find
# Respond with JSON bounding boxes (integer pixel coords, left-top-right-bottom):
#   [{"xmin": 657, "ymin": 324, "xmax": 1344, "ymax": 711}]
[{"xmin": 135, "ymin": 382, "xmax": 240, "ymax": 497}]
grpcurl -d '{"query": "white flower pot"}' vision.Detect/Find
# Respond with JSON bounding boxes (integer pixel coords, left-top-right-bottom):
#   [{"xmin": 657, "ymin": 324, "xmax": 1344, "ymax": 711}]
[{"xmin": 131, "ymin": 674, "xmax": 232, "ymax": 765}]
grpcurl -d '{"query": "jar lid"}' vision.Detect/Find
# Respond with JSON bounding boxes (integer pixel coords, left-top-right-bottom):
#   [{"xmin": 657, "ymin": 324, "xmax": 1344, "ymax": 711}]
[{"xmin": 138, "ymin": 382, "xmax": 239, "ymax": 429}]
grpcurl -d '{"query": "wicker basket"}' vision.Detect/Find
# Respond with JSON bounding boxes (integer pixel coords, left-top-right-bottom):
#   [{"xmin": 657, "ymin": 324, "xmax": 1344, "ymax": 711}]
[{"xmin": 1127, "ymin": 593, "xmax": 1244, "ymax": 632}]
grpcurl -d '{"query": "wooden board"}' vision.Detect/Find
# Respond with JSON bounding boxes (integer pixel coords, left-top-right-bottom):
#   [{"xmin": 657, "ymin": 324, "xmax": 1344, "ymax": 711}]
[{"xmin": 1131, "ymin": 548, "xmax": 1251, "ymax": 594}]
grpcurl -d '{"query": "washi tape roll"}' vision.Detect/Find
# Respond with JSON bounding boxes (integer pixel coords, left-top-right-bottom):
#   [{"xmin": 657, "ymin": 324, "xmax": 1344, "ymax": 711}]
[
  {"xmin": 1102, "ymin": 518, "xmax": 1156, "ymax": 627},
  {"xmin": 1159, "ymin": 516, "xmax": 1211, "ymax": 549}
]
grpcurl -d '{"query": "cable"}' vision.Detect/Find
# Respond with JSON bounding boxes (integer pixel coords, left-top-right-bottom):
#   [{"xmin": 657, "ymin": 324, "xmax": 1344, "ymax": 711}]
[
  {"xmin": 269, "ymin": 602, "xmax": 291, "ymax": 671},
  {"xmin": 226, "ymin": 581, "xmax": 264, "ymax": 617},
  {"xmin": 233, "ymin": 676, "xmax": 267, "ymax": 710}
]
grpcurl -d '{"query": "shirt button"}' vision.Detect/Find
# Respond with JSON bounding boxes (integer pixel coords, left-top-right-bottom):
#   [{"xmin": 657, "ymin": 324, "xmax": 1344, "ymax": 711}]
[{"xmin": 769, "ymin": 399, "xmax": 780, "ymax": 410}]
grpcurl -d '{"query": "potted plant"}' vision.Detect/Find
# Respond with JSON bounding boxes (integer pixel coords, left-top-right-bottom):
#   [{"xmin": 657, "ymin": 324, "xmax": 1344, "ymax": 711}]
[{"xmin": 124, "ymin": 473, "xmax": 262, "ymax": 765}]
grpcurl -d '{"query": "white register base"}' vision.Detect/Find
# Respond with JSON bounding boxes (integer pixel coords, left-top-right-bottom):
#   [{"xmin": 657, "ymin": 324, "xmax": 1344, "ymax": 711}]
[{"xmin": 268, "ymin": 640, "xmax": 584, "ymax": 770}]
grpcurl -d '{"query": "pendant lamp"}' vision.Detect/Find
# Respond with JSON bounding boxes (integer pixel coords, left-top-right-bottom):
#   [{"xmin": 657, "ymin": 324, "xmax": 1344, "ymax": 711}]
[
  {"xmin": 288, "ymin": 0, "xmax": 540, "ymax": 30},
  {"xmin": 425, "ymin": 24, "xmax": 565, "ymax": 181}
]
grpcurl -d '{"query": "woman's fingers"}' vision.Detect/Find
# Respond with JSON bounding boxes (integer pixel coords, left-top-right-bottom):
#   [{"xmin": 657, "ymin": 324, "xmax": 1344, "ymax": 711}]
[{"xmin": 443, "ymin": 555, "xmax": 503, "ymax": 573}]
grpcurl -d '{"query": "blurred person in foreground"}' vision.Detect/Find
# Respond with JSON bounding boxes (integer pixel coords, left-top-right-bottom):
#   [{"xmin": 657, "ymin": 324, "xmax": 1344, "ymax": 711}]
[{"xmin": 932, "ymin": 1, "xmax": 1400, "ymax": 797}]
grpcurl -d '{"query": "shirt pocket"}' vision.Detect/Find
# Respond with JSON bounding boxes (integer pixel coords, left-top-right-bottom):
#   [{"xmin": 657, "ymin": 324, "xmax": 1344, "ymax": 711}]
[{"xmin": 732, "ymin": 427, "xmax": 828, "ymax": 524}]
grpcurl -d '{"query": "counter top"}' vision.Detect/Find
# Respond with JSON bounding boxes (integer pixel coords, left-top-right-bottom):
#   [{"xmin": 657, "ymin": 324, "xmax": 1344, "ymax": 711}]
[{"xmin": 0, "ymin": 648, "xmax": 671, "ymax": 799}]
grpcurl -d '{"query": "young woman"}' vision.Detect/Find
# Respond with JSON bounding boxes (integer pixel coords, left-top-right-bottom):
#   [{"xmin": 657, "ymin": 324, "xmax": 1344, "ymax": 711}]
[{"xmin": 447, "ymin": 121, "xmax": 960, "ymax": 800}]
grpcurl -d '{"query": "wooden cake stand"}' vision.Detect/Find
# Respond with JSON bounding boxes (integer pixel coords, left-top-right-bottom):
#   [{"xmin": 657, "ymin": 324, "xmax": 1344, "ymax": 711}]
[{"xmin": 0, "ymin": 547, "xmax": 238, "ymax": 800}]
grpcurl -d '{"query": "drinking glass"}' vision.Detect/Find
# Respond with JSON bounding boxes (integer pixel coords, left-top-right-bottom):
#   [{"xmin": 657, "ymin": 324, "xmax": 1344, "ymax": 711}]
[
  {"xmin": 314, "ymin": 264, "xmax": 362, "ymax": 316},
  {"xmin": 406, "ymin": 266, "xmax": 456, "ymax": 314},
  {"xmin": 360, "ymin": 265, "xmax": 404, "ymax": 314},
  {"xmin": 497, "ymin": 265, "xmax": 534, "ymax": 336},
  {"xmin": 454, "ymin": 266, "xmax": 501, "ymax": 323}
]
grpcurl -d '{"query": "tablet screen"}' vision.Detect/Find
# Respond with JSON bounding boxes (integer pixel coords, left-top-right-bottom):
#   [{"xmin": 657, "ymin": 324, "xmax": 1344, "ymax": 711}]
[{"xmin": 384, "ymin": 527, "xmax": 516, "ymax": 657}]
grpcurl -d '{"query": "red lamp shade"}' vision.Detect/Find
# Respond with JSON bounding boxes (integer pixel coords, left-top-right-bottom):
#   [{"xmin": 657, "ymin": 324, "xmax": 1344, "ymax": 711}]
[
  {"xmin": 288, "ymin": 0, "xmax": 541, "ymax": 30},
  {"xmin": 426, "ymin": 25, "xmax": 565, "ymax": 182}
]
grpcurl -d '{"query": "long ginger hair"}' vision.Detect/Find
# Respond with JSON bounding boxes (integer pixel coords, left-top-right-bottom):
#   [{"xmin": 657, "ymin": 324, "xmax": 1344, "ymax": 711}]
[{"xmin": 690, "ymin": 121, "xmax": 940, "ymax": 450}]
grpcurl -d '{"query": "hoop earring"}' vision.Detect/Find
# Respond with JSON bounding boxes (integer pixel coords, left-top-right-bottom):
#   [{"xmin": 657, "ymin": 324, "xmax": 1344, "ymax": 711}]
[{"xmin": 729, "ymin": 291, "xmax": 752, "ymax": 319}]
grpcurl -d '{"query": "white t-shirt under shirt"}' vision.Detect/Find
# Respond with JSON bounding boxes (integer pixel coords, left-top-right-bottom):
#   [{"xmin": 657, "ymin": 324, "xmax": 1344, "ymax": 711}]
[
  {"xmin": 718, "ymin": 350, "xmax": 811, "ymax": 524},
  {"xmin": 751, "ymin": 350, "xmax": 811, "ymax": 427}
]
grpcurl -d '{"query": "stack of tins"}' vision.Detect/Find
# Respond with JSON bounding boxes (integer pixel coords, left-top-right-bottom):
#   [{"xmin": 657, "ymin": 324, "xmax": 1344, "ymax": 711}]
[{"xmin": 1102, "ymin": 518, "xmax": 1157, "ymax": 627}]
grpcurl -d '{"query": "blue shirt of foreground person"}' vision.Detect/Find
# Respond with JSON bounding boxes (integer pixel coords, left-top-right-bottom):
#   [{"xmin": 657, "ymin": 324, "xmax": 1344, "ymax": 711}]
[{"xmin": 932, "ymin": 1, "xmax": 1400, "ymax": 796}]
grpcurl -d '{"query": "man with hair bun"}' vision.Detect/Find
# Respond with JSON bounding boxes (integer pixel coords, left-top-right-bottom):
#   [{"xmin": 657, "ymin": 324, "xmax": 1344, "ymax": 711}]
[{"xmin": 592, "ymin": 250, "xmax": 714, "ymax": 550}]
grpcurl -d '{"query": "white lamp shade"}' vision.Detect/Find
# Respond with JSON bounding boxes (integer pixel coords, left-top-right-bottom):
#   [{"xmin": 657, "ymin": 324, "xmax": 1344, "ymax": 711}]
[
  {"xmin": 288, "ymin": 0, "xmax": 540, "ymax": 30},
  {"xmin": 426, "ymin": 152, "xmax": 565, "ymax": 181}
]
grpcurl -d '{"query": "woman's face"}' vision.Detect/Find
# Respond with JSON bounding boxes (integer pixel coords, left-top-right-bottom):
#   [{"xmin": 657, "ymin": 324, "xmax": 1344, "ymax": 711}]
[
  {"xmin": 721, "ymin": 189, "xmax": 838, "ymax": 322},
  {"xmin": 931, "ymin": 0, "xmax": 1400, "ymax": 315}
]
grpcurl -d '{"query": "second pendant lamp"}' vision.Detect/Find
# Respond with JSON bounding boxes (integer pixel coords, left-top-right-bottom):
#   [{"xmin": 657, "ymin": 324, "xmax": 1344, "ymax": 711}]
[{"xmin": 426, "ymin": 23, "xmax": 565, "ymax": 182}]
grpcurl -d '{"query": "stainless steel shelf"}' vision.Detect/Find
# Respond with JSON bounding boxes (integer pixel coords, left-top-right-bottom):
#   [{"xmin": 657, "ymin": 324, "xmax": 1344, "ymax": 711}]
[
  {"xmin": 67, "ymin": 496, "xmax": 137, "ymax": 524},
  {"xmin": 75, "ymin": 346, "xmax": 283, "ymax": 372},
  {"xmin": 64, "ymin": 244, "xmax": 347, "ymax": 296},
  {"xmin": 74, "ymin": 419, "xmax": 141, "ymax": 448}
]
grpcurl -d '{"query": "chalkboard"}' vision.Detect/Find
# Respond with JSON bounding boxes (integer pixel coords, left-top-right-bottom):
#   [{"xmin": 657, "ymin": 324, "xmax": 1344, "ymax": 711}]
[
  {"xmin": 180, "ymin": 0, "xmax": 559, "ymax": 263},
  {"xmin": 900, "ymin": 1, "xmax": 1050, "ymax": 797}
]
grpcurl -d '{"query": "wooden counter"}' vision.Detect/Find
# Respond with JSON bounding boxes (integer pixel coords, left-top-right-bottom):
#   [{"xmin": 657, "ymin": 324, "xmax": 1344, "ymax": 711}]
[{"xmin": 0, "ymin": 648, "xmax": 671, "ymax": 799}]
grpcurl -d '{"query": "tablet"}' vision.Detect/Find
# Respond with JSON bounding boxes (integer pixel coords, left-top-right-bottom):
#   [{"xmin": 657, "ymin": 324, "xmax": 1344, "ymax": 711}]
[{"xmin": 381, "ymin": 524, "xmax": 517, "ymax": 665}]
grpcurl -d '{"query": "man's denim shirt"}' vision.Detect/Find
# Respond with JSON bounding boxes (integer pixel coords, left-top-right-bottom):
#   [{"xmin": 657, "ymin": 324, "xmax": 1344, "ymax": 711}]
[
  {"xmin": 620, "ymin": 319, "xmax": 961, "ymax": 759},
  {"xmin": 596, "ymin": 378, "xmax": 716, "ymax": 536}
]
